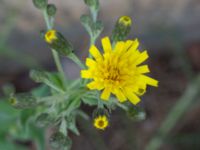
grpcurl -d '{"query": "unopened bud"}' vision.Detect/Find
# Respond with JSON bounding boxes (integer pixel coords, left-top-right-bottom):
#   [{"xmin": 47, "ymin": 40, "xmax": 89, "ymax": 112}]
[
  {"xmin": 127, "ymin": 106, "xmax": 146, "ymax": 121},
  {"xmin": 47, "ymin": 4, "xmax": 57, "ymax": 17},
  {"xmin": 50, "ymin": 132, "xmax": 72, "ymax": 150},
  {"xmin": 44, "ymin": 30, "xmax": 73, "ymax": 56},
  {"xmin": 2, "ymin": 83, "xmax": 15, "ymax": 96},
  {"xmin": 36, "ymin": 113, "xmax": 53, "ymax": 128},
  {"xmin": 32, "ymin": 0, "xmax": 47, "ymax": 9},
  {"xmin": 112, "ymin": 16, "xmax": 132, "ymax": 42},
  {"xmin": 84, "ymin": 0, "xmax": 99, "ymax": 10},
  {"xmin": 30, "ymin": 70, "xmax": 48, "ymax": 83},
  {"xmin": 9, "ymin": 93, "xmax": 37, "ymax": 109}
]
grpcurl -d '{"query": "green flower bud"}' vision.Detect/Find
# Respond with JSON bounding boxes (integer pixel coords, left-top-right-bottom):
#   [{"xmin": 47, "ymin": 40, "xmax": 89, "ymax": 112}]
[
  {"xmin": 50, "ymin": 132, "xmax": 72, "ymax": 150},
  {"xmin": 84, "ymin": 0, "xmax": 99, "ymax": 10},
  {"xmin": 32, "ymin": 0, "xmax": 47, "ymax": 9},
  {"xmin": 2, "ymin": 83, "xmax": 15, "ymax": 96},
  {"xmin": 9, "ymin": 93, "xmax": 37, "ymax": 109},
  {"xmin": 44, "ymin": 30, "xmax": 73, "ymax": 56},
  {"xmin": 47, "ymin": 4, "xmax": 57, "ymax": 17},
  {"xmin": 112, "ymin": 16, "xmax": 132, "ymax": 42},
  {"xmin": 30, "ymin": 70, "xmax": 48, "ymax": 83},
  {"xmin": 36, "ymin": 113, "xmax": 53, "ymax": 128},
  {"xmin": 126, "ymin": 106, "xmax": 146, "ymax": 121}
]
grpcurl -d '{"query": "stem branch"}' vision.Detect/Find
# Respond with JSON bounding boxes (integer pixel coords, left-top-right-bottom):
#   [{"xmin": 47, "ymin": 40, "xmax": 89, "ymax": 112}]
[{"xmin": 42, "ymin": 9, "xmax": 67, "ymax": 85}]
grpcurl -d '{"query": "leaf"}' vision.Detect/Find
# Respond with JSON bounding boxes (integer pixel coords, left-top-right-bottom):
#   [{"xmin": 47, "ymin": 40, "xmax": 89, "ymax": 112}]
[
  {"xmin": 66, "ymin": 115, "xmax": 80, "ymax": 136},
  {"xmin": 30, "ymin": 70, "xmax": 65, "ymax": 93},
  {"xmin": 82, "ymin": 91, "xmax": 98, "ymax": 106},
  {"xmin": 0, "ymin": 100, "xmax": 20, "ymax": 133},
  {"xmin": 92, "ymin": 20, "xmax": 104, "ymax": 38},
  {"xmin": 28, "ymin": 123, "xmax": 45, "ymax": 150},
  {"xmin": 80, "ymin": 15, "xmax": 93, "ymax": 35},
  {"xmin": 65, "ymin": 97, "xmax": 82, "ymax": 114},
  {"xmin": 76, "ymin": 110, "xmax": 89, "ymax": 120},
  {"xmin": 47, "ymin": 72, "xmax": 65, "ymax": 90},
  {"xmin": 0, "ymin": 140, "xmax": 27, "ymax": 150},
  {"xmin": 31, "ymin": 84, "xmax": 50, "ymax": 97}
]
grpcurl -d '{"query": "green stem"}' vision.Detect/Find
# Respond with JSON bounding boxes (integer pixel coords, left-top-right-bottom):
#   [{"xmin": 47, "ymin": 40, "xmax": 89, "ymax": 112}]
[
  {"xmin": 52, "ymin": 49, "xmax": 67, "ymax": 84},
  {"xmin": 68, "ymin": 53, "xmax": 85, "ymax": 69},
  {"xmin": 44, "ymin": 80, "xmax": 65, "ymax": 94},
  {"xmin": 145, "ymin": 75, "xmax": 200, "ymax": 150},
  {"xmin": 90, "ymin": 7, "xmax": 98, "ymax": 23},
  {"xmin": 42, "ymin": 9, "xmax": 67, "ymax": 85},
  {"xmin": 88, "ymin": 7, "xmax": 98, "ymax": 58},
  {"xmin": 43, "ymin": 9, "xmax": 51, "ymax": 30}
]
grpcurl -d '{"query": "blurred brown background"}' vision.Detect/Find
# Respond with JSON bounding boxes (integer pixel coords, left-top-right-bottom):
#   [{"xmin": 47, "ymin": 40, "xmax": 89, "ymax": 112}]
[{"xmin": 0, "ymin": 0, "xmax": 200, "ymax": 150}]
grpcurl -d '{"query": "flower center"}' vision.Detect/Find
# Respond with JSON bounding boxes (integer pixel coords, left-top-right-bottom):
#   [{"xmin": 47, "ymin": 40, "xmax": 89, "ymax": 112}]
[
  {"xmin": 104, "ymin": 67, "xmax": 122, "ymax": 85},
  {"xmin": 98, "ymin": 120, "xmax": 105, "ymax": 127}
]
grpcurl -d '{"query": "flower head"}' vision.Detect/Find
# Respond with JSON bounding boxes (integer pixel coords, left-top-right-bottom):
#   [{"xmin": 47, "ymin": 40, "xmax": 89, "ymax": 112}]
[
  {"xmin": 81, "ymin": 37, "xmax": 158, "ymax": 105},
  {"xmin": 44, "ymin": 30, "xmax": 73, "ymax": 56},
  {"xmin": 112, "ymin": 16, "xmax": 132, "ymax": 42},
  {"xmin": 93, "ymin": 115, "xmax": 109, "ymax": 130},
  {"xmin": 45, "ymin": 30, "xmax": 57, "ymax": 44},
  {"xmin": 119, "ymin": 16, "xmax": 132, "ymax": 27}
]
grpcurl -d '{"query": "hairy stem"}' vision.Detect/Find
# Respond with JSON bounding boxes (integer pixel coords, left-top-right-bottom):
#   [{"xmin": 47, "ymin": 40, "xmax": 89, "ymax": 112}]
[{"xmin": 68, "ymin": 53, "xmax": 85, "ymax": 69}]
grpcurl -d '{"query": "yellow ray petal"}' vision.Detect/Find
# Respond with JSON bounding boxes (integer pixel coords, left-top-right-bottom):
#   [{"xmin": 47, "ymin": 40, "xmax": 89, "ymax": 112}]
[
  {"xmin": 114, "ymin": 41, "xmax": 125, "ymax": 54},
  {"xmin": 124, "ymin": 40, "xmax": 133, "ymax": 50},
  {"xmin": 87, "ymin": 81, "xmax": 104, "ymax": 90},
  {"xmin": 137, "ymin": 65, "xmax": 150, "ymax": 73},
  {"xmin": 123, "ymin": 88, "xmax": 140, "ymax": 105},
  {"xmin": 129, "ymin": 39, "xmax": 139, "ymax": 50},
  {"xmin": 140, "ymin": 75, "xmax": 158, "ymax": 87},
  {"xmin": 134, "ymin": 50, "xmax": 149, "ymax": 65},
  {"xmin": 86, "ymin": 58, "xmax": 97, "ymax": 68},
  {"xmin": 101, "ymin": 88, "xmax": 111, "ymax": 100},
  {"xmin": 113, "ymin": 88, "xmax": 127, "ymax": 102},
  {"xmin": 89, "ymin": 45, "xmax": 102, "ymax": 60},
  {"xmin": 134, "ymin": 84, "xmax": 147, "ymax": 96},
  {"xmin": 102, "ymin": 37, "xmax": 112, "ymax": 53},
  {"xmin": 81, "ymin": 70, "xmax": 92, "ymax": 78}
]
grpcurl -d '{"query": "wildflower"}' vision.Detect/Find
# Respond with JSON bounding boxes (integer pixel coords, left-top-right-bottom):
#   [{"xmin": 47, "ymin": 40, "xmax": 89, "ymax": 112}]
[
  {"xmin": 44, "ymin": 30, "xmax": 73, "ymax": 56},
  {"xmin": 81, "ymin": 37, "xmax": 158, "ymax": 105},
  {"xmin": 112, "ymin": 16, "xmax": 132, "ymax": 42},
  {"xmin": 45, "ymin": 30, "xmax": 58, "ymax": 44},
  {"xmin": 92, "ymin": 108, "xmax": 109, "ymax": 130},
  {"xmin": 93, "ymin": 115, "xmax": 109, "ymax": 130}
]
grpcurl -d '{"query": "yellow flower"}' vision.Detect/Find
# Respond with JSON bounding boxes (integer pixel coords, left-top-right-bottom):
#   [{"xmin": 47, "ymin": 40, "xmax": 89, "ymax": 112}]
[
  {"xmin": 81, "ymin": 37, "xmax": 158, "ymax": 105},
  {"xmin": 93, "ymin": 115, "xmax": 109, "ymax": 130},
  {"xmin": 45, "ymin": 30, "xmax": 57, "ymax": 43}
]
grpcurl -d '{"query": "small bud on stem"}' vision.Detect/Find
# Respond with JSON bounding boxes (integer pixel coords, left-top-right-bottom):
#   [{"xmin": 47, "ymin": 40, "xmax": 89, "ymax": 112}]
[
  {"xmin": 44, "ymin": 30, "xmax": 73, "ymax": 56},
  {"xmin": 112, "ymin": 16, "xmax": 132, "ymax": 42}
]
